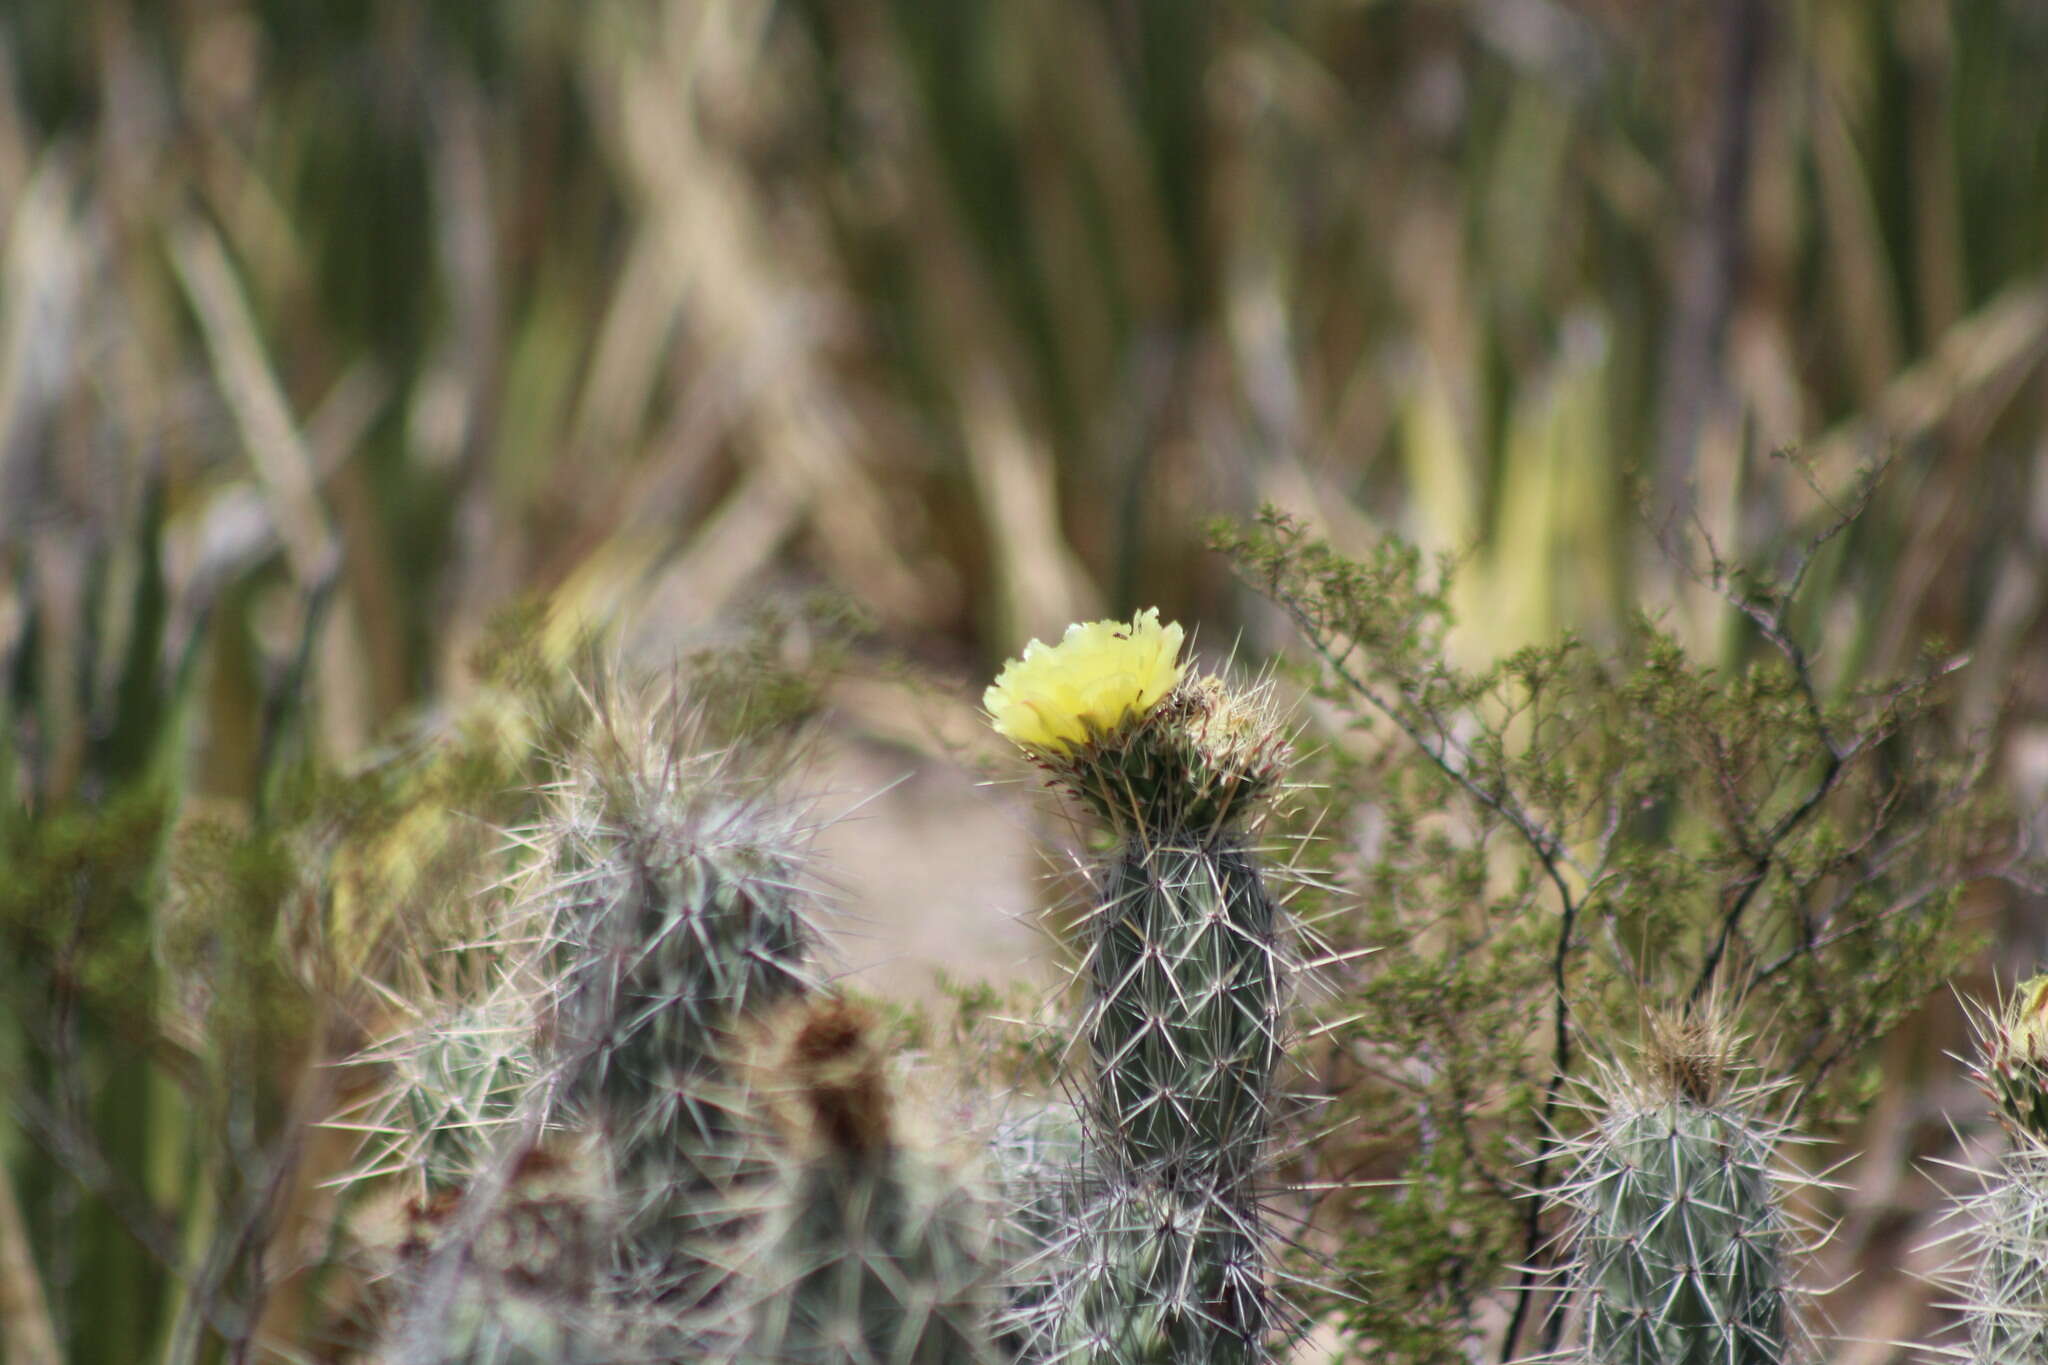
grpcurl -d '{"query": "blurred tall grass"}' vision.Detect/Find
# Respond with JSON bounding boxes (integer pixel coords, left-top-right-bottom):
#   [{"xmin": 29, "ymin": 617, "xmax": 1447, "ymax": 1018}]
[{"xmin": 3, "ymin": 0, "xmax": 2047, "ymax": 1359}]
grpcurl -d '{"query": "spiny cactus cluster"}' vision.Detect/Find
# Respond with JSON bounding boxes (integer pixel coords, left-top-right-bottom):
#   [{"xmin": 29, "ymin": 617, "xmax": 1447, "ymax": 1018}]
[
  {"xmin": 340, "ymin": 678, "xmax": 844, "ymax": 1362},
  {"xmin": 1549, "ymin": 1006, "xmax": 1817, "ymax": 1365},
  {"xmin": 342, "ymin": 618, "xmax": 1314, "ymax": 1365},
  {"xmin": 306, "ymin": 597, "xmax": 2048, "ymax": 1365},
  {"xmin": 338, "ymin": 670, "xmax": 1035, "ymax": 1365}
]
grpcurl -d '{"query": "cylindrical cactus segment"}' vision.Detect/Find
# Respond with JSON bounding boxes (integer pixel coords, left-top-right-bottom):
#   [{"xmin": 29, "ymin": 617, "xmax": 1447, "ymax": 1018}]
[
  {"xmin": 555, "ymin": 829, "xmax": 813, "ymax": 1170},
  {"xmin": 1087, "ymin": 841, "xmax": 1281, "ymax": 1178},
  {"xmin": 1556, "ymin": 1010, "xmax": 1806, "ymax": 1365},
  {"xmin": 536, "ymin": 685, "xmax": 826, "ymax": 1295},
  {"xmin": 983, "ymin": 618, "xmax": 1298, "ymax": 1365},
  {"xmin": 1052, "ymin": 1179, "xmax": 1268, "ymax": 1365},
  {"xmin": 1573, "ymin": 1104, "xmax": 1790, "ymax": 1365},
  {"xmin": 556, "ymin": 828, "xmax": 815, "ymax": 1276},
  {"xmin": 741, "ymin": 998, "xmax": 1000, "ymax": 1365},
  {"xmin": 559, "ymin": 833, "xmax": 812, "ymax": 1097},
  {"xmin": 1961, "ymin": 1140, "xmax": 2048, "ymax": 1365}
]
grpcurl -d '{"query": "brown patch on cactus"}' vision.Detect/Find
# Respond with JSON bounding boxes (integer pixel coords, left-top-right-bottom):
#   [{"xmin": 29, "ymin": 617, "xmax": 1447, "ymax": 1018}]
[
  {"xmin": 1643, "ymin": 1000, "xmax": 1740, "ymax": 1106},
  {"xmin": 395, "ymin": 1142, "xmax": 602, "ymax": 1300},
  {"xmin": 764, "ymin": 997, "xmax": 895, "ymax": 1157}
]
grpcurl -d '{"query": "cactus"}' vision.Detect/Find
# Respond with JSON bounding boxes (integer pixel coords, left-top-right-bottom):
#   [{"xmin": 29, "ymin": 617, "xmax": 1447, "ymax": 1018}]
[
  {"xmin": 984, "ymin": 612, "xmax": 1297, "ymax": 1365},
  {"xmin": 989, "ymin": 1102, "xmax": 1088, "ymax": 1355},
  {"xmin": 737, "ymin": 997, "xmax": 1001, "ymax": 1365},
  {"xmin": 1937, "ymin": 977, "xmax": 2048, "ymax": 1365},
  {"xmin": 338, "ymin": 993, "xmax": 545, "ymax": 1200},
  {"xmin": 1040, "ymin": 1172, "xmax": 1268, "ymax": 1365},
  {"xmin": 1049, "ymin": 830, "xmax": 1284, "ymax": 1365},
  {"xmin": 346, "ymin": 674, "xmax": 831, "ymax": 1362},
  {"xmin": 1551, "ymin": 1008, "xmax": 1812, "ymax": 1365},
  {"xmin": 1948, "ymin": 1139, "xmax": 2048, "ymax": 1365},
  {"xmin": 1086, "ymin": 841, "xmax": 1282, "ymax": 1180},
  {"xmin": 1981, "ymin": 974, "xmax": 2048, "ymax": 1148},
  {"xmin": 533, "ymin": 680, "xmax": 828, "ymax": 1300}
]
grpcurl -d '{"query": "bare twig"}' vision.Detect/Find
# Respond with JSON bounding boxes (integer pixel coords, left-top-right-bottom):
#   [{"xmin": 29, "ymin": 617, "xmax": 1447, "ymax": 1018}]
[{"xmin": 1264, "ymin": 596, "xmax": 1591, "ymax": 1364}]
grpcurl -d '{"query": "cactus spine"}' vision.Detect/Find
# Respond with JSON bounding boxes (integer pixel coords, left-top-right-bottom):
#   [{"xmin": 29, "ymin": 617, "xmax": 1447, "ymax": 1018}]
[
  {"xmin": 985, "ymin": 614, "xmax": 1296, "ymax": 1365},
  {"xmin": 537, "ymin": 681, "xmax": 826, "ymax": 1301},
  {"xmin": 1554, "ymin": 1008, "xmax": 1809, "ymax": 1365},
  {"xmin": 342, "ymin": 994, "xmax": 543, "ymax": 1201},
  {"xmin": 739, "ymin": 997, "xmax": 1000, "ymax": 1365},
  {"xmin": 1946, "ymin": 975, "xmax": 2048, "ymax": 1364},
  {"xmin": 1954, "ymin": 1142, "xmax": 2048, "ymax": 1365}
]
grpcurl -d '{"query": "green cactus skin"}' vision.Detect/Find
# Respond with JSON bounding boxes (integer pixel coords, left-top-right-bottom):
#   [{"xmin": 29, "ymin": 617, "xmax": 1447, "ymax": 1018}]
[
  {"xmin": 349, "ymin": 998, "xmax": 542, "ymax": 1199},
  {"xmin": 1087, "ymin": 843, "xmax": 1281, "ymax": 1180},
  {"xmin": 1950, "ymin": 1138, "xmax": 2048, "ymax": 1365},
  {"xmin": 538, "ymin": 702, "xmax": 826, "ymax": 1303},
  {"xmin": 1557, "ymin": 1089, "xmax": 1802, "ymax": 1365},
  {"xmin": 1047, "ymin": 1176, "xmax": 1268, "ymax": 1365}
]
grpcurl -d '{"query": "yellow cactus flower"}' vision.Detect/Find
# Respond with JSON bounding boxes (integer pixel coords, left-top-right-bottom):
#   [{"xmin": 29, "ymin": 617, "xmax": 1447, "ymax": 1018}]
[{"xmin": 984, "ymin": 609, "xmax": 1186, "ymax": 755}]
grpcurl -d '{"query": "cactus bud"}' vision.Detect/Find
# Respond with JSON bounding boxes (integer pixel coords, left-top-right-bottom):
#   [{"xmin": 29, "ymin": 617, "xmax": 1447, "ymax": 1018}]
[{"xmin": 1986, "ymin": 974, "xmax": 2048, "ymax": 1143}]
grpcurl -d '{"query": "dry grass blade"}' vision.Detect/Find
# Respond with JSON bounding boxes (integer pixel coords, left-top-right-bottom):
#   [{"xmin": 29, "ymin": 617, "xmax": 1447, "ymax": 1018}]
[
  {"xmin": 0, "ymin": 1173, "xmax": 59, "ymax": 1365},
  {"xmin": 168, "ymin": 218, "xmax": 337, "ymax": 588},
  {"xmin": 963, "ymin": 365, "xmax": 1103, "ymax": 642},
  {"xmin": 1803, "ymin": 277, "xmax": 2048, "ymax": 497},
  {"xmin": 0, "ymin": 155, "xmax": 87, "ymax": 516}
]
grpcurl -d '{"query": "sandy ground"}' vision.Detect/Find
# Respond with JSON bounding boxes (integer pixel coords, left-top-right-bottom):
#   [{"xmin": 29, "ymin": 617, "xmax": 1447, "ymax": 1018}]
[{"xmin": 808, "ymin": 724, "xmax": 1056, "ymax": 1001}]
